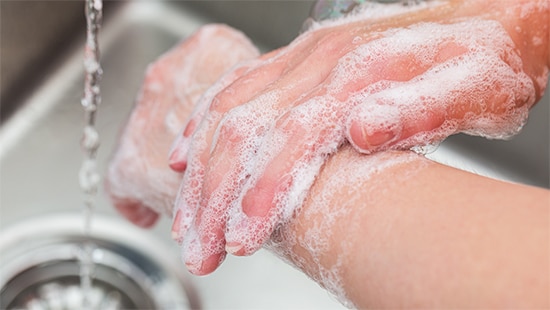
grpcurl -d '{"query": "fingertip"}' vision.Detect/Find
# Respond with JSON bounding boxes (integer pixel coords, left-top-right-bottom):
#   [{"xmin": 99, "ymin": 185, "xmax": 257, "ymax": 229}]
[
  {"xmin": 183, "ymin": 118, "xmax": 197, "ymax": 138},
  {"xmin": 347, "ymin": 119, "xmax": 373, "ymax": 153},
  {"xmin": 225, "ymin": 215, "xmax": 249, "ymax": 256},
  {"xmin": 113, "ymin": 198, "xmax": 159, "ymax": 228},
  {"xmin": 225, "ymin": 214, "xmax": 271, "ymax": 256},
  {"xmin": 169, "ymin": 156, "xmax": 187, "ymax": 172},
  {"xmin": 134, "ymin": 210, "xmax": 159, "ymax": 228},
  {"xmin": 347, "ymin": 119, "xmax": 396, "ymax": 153},
  {"xmin": 202, "ymin": 252, "xmax": 227, "ymax": 275},
  {"xmin": 168, "ymin": 130, "xmax": 191, "ymax": 172},
  {"xmin": 168, "ymin": 146, "xmax": 188, "ymax": 172},
  {"xmin": 182, "ymin": 227, "xmax": 226, "ymax": 275},
  {"xmin": 185, "ymin": 252, "xmax": 226, "ymax": 276},
  {"xmin": 225, "ymin": 241, "xmax": 246, "ymax": 256}
]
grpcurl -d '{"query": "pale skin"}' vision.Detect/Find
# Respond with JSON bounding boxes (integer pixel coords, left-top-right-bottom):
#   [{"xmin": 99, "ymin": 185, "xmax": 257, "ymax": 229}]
[
  {"xmin": 283, "ymin": 148, "xmax": 549, "ymax": 308},
  {"xmin": 106, "ymin": 0, "xmax": 550, "ymax": 307}
]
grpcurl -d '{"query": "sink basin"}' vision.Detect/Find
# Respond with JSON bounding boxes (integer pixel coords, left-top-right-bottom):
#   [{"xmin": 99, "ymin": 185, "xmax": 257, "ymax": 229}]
[{"xmin": 0, "ymin": 1, "xmax": 548, "ymax": 309}]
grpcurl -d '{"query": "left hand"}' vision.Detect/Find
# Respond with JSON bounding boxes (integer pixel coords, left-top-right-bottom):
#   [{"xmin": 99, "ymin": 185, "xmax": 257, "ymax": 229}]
[{"xmin": 105, "ymin": 24, "xmax": 259, "ymax": 227}]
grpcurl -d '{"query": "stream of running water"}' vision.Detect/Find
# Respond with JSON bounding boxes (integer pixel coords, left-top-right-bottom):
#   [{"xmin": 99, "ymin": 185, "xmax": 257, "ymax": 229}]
[{"xmin": 79, "ymin": 0, "xmax": 102, "ymax": 308}]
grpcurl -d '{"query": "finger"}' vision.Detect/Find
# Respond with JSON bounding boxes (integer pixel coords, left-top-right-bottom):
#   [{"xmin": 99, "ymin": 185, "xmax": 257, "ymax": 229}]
[
  {"xmin": 338, "ymin": 19, "xmax": 529, "ymax": 152},
  {"xmin": 196, "ymin": 100, "xmax": 276, "ymax": 260},
  {"xmin": 112, "ymin": 197, "xmax": 160, "ymax": 228},
  {"xmin": 181, "ymin": 223, "xmax": 227, "ymax": 275},
  {"xmin": 224, "ymin": 98, "xmax": 343, "ymax": 256},
  {"xmin": 347, "ymin": 47, "xmax": 535, "ymax": 153},
  {"xmin": 346, "ymin": 94, "xmax": 445, "ymax": 153},
  {"xmin": 171, "ymin": 51, "xmax": 291, "ymax": 244}
]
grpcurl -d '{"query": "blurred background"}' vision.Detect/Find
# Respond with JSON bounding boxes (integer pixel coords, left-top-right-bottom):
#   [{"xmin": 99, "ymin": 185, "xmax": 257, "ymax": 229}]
[{"xmin": 0, "ymin": 0, "xmax": 548, "ymax": 309}]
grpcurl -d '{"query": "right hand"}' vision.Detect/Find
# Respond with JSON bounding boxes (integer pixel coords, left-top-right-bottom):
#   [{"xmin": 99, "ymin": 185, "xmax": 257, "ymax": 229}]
[{"xmin": 168, "ymin": 0, "xmax": 548, "ymax": 275}]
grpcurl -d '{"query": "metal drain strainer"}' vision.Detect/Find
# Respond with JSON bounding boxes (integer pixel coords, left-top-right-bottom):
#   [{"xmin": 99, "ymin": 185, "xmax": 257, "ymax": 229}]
[{"xmin": 0, "ymin": 213, "xmax": 200, "ymax": 310}]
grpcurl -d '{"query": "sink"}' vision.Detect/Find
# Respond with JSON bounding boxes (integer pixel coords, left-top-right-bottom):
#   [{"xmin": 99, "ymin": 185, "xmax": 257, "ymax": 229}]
[{"xmin": 0, "ymin": 1, "xmax": 548, "ymax": 309}]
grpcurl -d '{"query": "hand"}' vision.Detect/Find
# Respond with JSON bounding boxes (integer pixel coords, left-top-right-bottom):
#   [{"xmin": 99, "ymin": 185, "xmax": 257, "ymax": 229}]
[
  {"xmin": 169, "ymin": 0, "xmax": 549, "ymax": 275},
  {"xmin": 105, "ymin": 24, "xmax": 259, "ymax": 227}
]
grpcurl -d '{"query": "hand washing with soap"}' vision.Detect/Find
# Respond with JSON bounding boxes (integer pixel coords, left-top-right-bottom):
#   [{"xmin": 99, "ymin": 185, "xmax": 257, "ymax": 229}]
[{"xmin": 106, "ymin": 0, "xmax": 549, "ymax": 308}]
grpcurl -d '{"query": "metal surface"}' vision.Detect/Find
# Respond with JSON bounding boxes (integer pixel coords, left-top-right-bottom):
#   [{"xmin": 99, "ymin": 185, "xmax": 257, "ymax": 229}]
[
  {"xmin": 0, "ymin": 1, "xmax": 548, "ymax": 309},
  {"xmin": 0, "ymin": 214, "xmax": 198, "ymax": 309}
]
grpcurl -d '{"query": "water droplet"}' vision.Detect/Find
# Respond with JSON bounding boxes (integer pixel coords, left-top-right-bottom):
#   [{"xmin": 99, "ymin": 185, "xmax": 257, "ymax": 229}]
[
  {"xmin": 82, "ymin": 126, "xmax": 100, "ymax": 151},
  {"xmin": 410, "ymin": 143, "xmax": 440, "ymax": 155},
  {"xmin": 80, "ymin": 0, "xmax": 103, "ymax": 303}
]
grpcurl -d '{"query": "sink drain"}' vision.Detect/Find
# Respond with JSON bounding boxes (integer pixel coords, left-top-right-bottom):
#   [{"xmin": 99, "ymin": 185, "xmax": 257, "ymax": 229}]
[{"xmin": 0, "ymin": 213, "xmax": 200, "ymax": 309}]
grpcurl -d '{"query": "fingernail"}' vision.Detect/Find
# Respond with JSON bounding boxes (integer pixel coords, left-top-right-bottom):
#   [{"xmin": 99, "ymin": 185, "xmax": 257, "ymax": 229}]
[
  {"xmin": 225, "ymin": 241, "xmax": 244, "ymax": 255},
  {"xmin": 134, "ymin": 208, "xmax": 159, "ymax": 228},
  {"xmin": 168, "ymin": 149, "xmax": 188, "ymax": 172},
  {"xmin": 226, "ymin": 216, "xmax": 266, "ymax": 256},
  {"xmin": 364, "ymin": 128, "xmax": 396, "ymax": 147},
  {"xmin": 348, "ymin": 103, "xmax": 401, "ymax": 153},
  {"xmin": 171, "ymin": 209, "xmax": 183, "ymax": 243},
  {"xmin": 185, "ymin": 253, "xmax": 225, "ymax": 276},
  {"xmin": 185, "ymin": 260, "xmax": 203, "ymax": 275},
  {"xmin": 168, "ymin": 133, "xmax": 190, "ymax": 172},
  {"xmin": 348, "ymin": 120, "xmax": 399, "ymax": 153}
]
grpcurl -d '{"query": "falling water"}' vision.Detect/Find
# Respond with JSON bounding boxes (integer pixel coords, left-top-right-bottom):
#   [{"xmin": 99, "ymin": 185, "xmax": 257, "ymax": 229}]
[{"xmin": 79, "ymin": 0, "xmax": 103, "ymax": 308}]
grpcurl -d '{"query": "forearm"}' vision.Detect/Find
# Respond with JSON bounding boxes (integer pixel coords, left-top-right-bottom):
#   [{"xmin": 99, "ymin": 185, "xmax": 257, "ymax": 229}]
[{"xmin": 269, "ymin": 147, "xmax": 549, "ymax": 308}]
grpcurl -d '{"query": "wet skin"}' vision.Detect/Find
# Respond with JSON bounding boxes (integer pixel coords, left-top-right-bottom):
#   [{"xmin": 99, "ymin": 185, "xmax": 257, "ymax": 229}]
[{"xmin": 106, "ymin": 0, "xmax": 549, "ymax": 276}]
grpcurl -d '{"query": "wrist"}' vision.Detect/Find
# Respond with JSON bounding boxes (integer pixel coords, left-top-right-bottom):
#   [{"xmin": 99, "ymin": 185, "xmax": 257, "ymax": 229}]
[{"xmin": 266, "ymin": 147, "xmax": 428, "ymax": 307}]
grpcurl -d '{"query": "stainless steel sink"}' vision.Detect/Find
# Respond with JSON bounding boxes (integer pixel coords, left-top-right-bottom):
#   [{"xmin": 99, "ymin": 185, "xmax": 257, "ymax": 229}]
[{"xmin": 0, "ymin": 1, "xmax": 548, "ymax": 309}]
